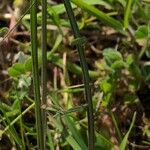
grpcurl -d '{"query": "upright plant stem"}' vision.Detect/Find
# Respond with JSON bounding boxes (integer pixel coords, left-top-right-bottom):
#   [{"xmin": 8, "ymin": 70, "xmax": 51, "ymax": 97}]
[
  {"xmin": 62, "ymin": 0, "xmax": 95, "ymax": 149},
  {"xmin": 30, "ymin": 0, "xmax": 44, "ymax": 149},
  {"xmin": 41, "ymin": 0, "xmax": 47, "ymax": 149}
]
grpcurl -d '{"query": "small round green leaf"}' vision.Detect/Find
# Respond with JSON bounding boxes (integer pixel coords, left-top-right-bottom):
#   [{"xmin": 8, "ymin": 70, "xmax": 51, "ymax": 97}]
[{"xmin": 135, "ymin": 25, "xmax": 149, "ymax": 39}]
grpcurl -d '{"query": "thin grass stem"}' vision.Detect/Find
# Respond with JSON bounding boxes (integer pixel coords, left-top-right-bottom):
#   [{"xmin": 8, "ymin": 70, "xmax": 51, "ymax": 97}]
[
  {"xmin": 30, "ymin": 0, "xmax": 44, "ymax": 149},
  {"xmin": 62, "ymin": 0, "xmax": 95, "ymax": 149},
  {"xmin": 41, "ymin": 0, "xmax": 47, "ymax": 149}
]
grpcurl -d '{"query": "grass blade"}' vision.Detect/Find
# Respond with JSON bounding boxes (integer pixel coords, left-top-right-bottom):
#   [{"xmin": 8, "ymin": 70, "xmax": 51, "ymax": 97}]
[
  {"xmin": 0, "ymin": 106, "xmax": 24, "ymax": 149},
  {"xmin": 124, "ymin": 0, "xmax": 133, "ymax": 29},
  {"xmin": 66, "ymin": 135, "xmax": 82, "ymax": 150},
  {"xmin": 63, "ymin": 115, "xmax": 87, "ymax": 150},
  {"xmin": 71, "ymin": 0, "xmax": 123, "ymax": 31},
  {"xmin": 120, "ymin": 112, "xmax": 136, "ymax": 150},
  {"xmin": 47, "ymin": 130, "xmax": 55, "ymax": 150},
  {"xmin": 62, "ymin": 0, "xmax": 95, "ymax": 149}
]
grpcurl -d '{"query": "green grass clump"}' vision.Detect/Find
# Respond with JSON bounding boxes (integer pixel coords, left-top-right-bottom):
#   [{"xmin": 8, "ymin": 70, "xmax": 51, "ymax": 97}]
[{"xmin": 0, "ymin": 0, "xmax": 150, "ymax": 149}]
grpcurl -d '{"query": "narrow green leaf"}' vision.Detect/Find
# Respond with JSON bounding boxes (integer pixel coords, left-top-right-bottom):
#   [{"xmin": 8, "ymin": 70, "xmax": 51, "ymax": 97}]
[
  {"xmin": 71, "ymin": 0, "xmax": 123, "ymax": 30},
  {"xmin": 50, "ymin": 0, "xmax": 112, "ymax": 15},
  {"xmin": 95, "ymin": 133, "xmax": 114, "ymax": 150},
  {"xmin": 47, "ymin": 34, "xmax": 63, "ymax": 59},
  {"xmin": 0, "ymin": 107, "xmax": 24, "ymax": 148},
  {"xmin": 124, "ymin": 0, "xmax": 133, "ymax": 29},
  {"xmin": 47, "ymin": 130, "xmax": 55, "ymax": 150},
  {"xmin": 120, "ymin": 112, "xmax": 136, "ymax": 150},
  {"xmin": 63, "ymin": 115, "xmax": 87, "ymax": 150},
  {"xmin": 66, "ymin": 135, "xmax": 82, "ymax": 150}
]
